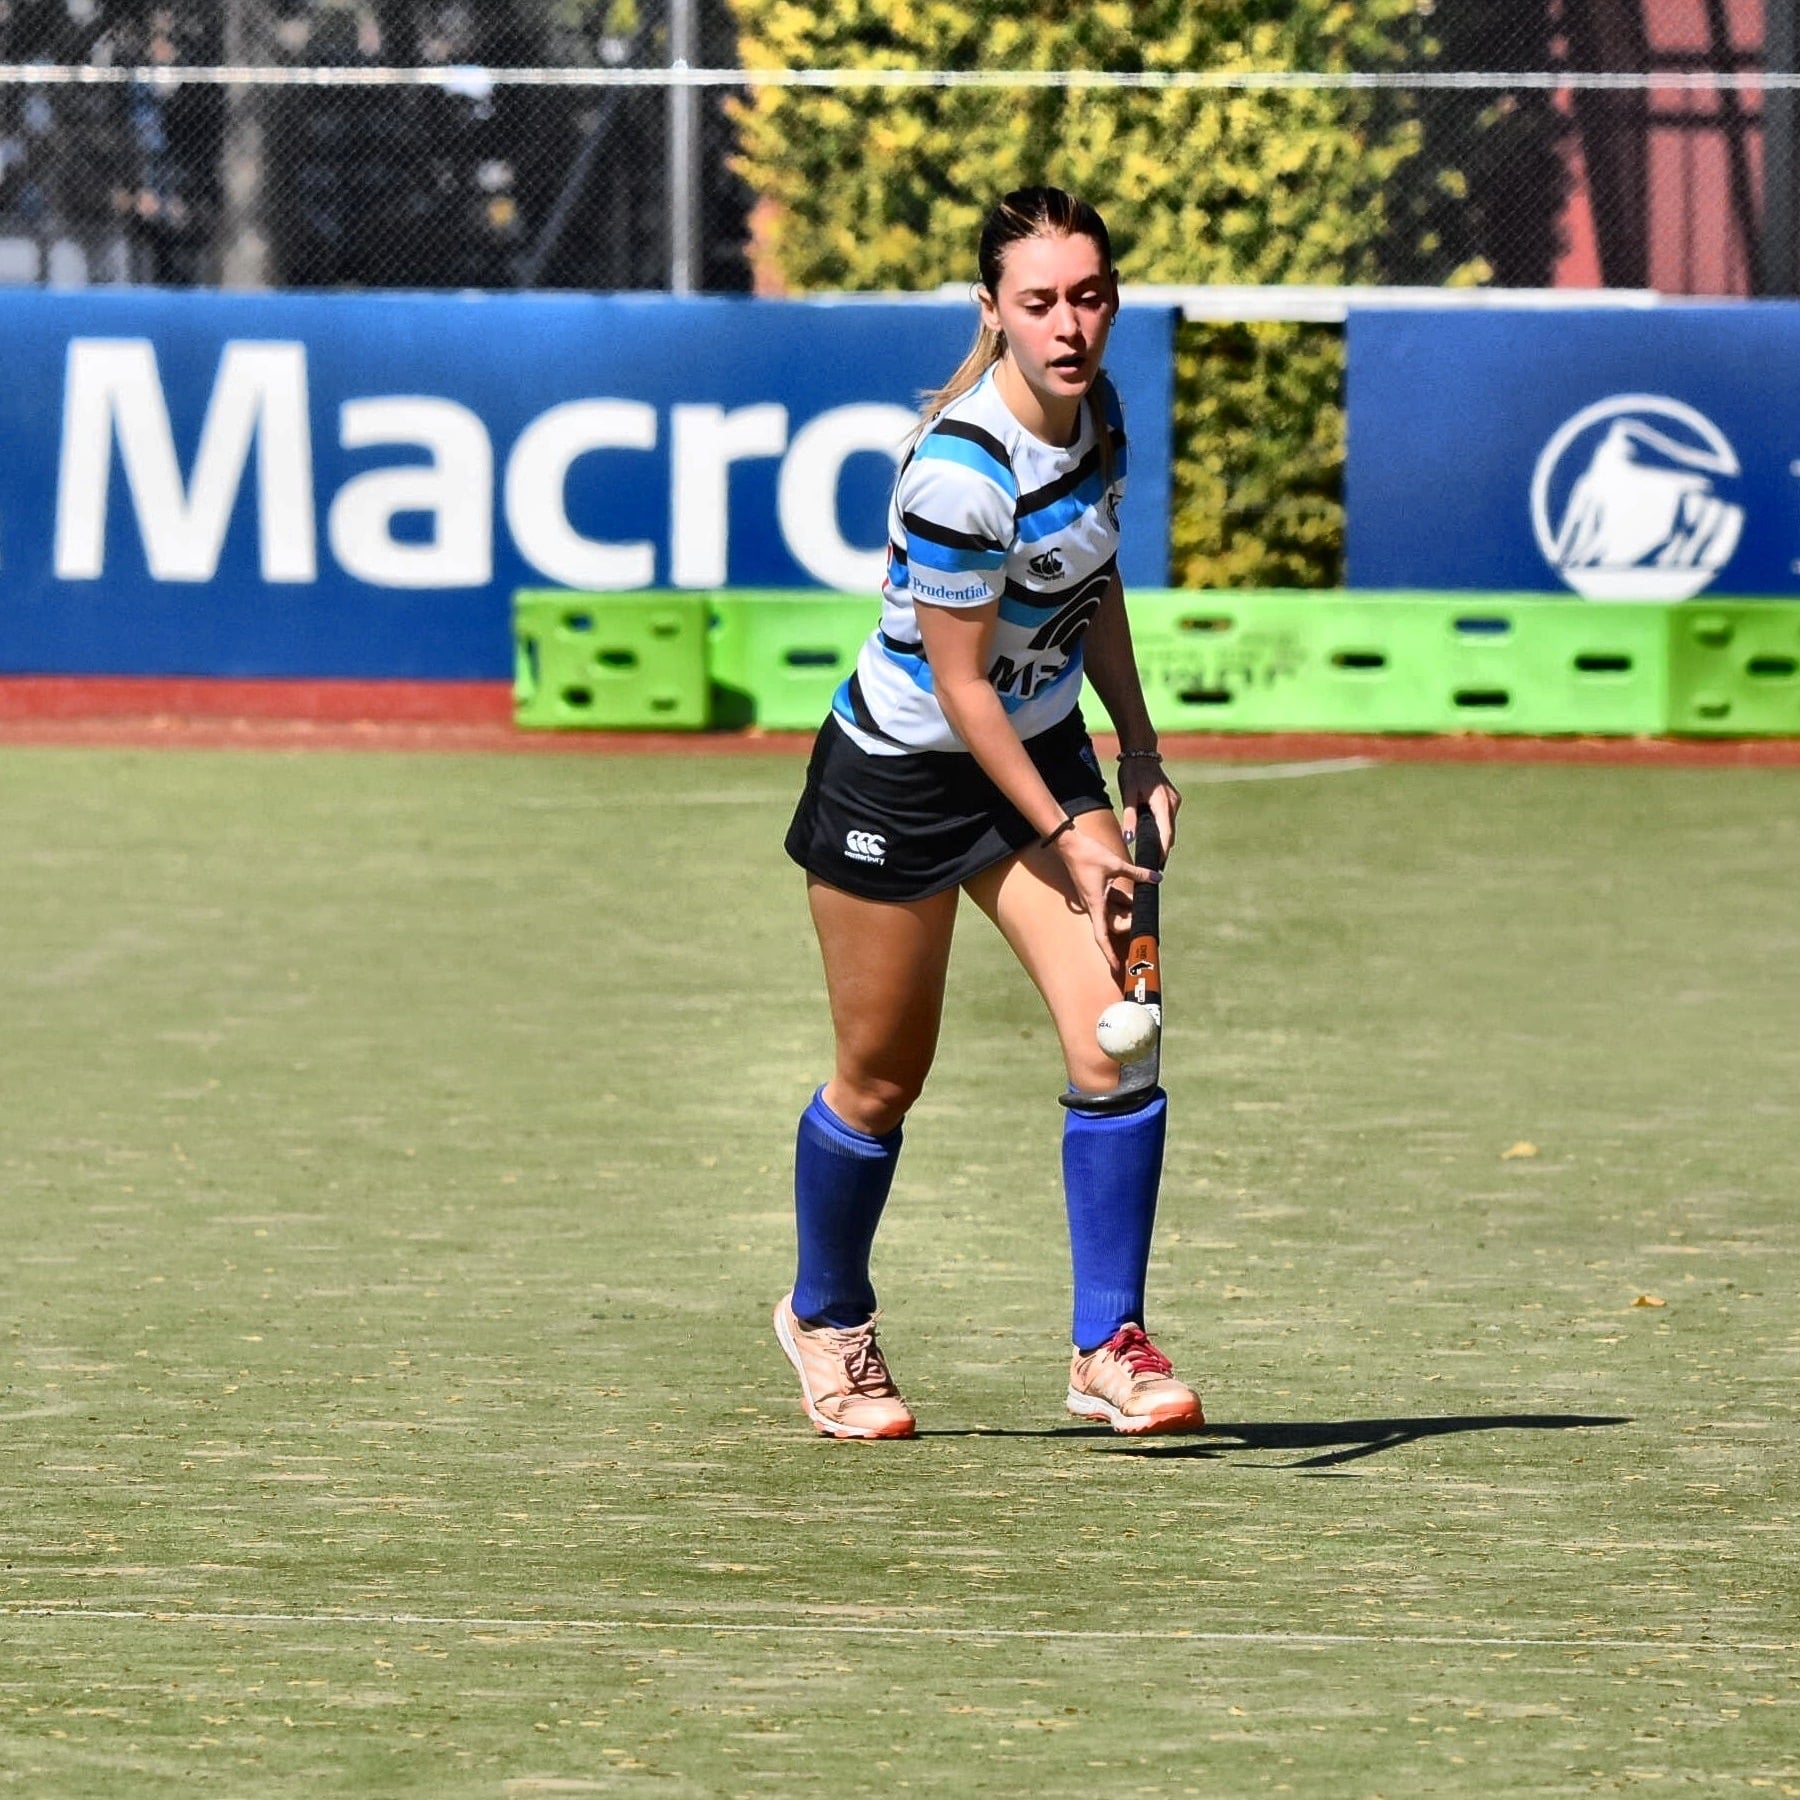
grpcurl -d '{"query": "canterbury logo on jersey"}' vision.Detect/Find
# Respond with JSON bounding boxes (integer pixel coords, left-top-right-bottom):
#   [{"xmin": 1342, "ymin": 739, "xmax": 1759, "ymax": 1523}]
[
  {"xmin": 989, "ymin": 571, "xmax": 1110, "ymax": 699},
  {"xmin": 844, "ymin": 830, "xmax": 887, "ymax": 863}
]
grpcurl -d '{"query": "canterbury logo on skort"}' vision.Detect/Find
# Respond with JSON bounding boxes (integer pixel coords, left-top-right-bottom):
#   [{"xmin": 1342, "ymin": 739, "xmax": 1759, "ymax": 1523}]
[
  {"xmin": 844, "ymin": 830, "xmax": 887, "ymax": 864},
  {"xmin": 1530, "ymin": 394, "xmax": 1745, "ymax": 601}
]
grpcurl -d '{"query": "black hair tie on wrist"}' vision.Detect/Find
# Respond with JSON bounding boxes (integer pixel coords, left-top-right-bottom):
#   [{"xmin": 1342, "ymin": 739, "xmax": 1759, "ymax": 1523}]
[{"xmin": 1041, "ymin": 814, "xmax": 1077, "ymax": 849}]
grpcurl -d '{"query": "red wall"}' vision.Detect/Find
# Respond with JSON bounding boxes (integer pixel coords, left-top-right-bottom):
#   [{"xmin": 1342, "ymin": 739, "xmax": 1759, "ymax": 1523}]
[{"xmin": 1553, "ymin": 0, "xmax": 1765, "ymax": 293}]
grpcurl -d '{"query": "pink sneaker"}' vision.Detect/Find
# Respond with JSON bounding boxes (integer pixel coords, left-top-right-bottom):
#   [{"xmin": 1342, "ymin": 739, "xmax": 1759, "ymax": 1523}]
[
  {"xmin": 773, "ymin": 1295, "xmax": 916, "ymax": 1440},
  {"xmin": 1066, "ymin": 1325, "xmax": 1206, "ymax": 1435}
]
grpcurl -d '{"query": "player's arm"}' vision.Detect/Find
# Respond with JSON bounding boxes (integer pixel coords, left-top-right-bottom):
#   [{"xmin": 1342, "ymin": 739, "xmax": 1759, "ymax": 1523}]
[
  {"xmin": 915, "ymin": 599, "xmax": 1155, "ymax": 966},
  {"xmin": 1081, "ymin": 569, "xmax": 1180, "ymax": 854}
]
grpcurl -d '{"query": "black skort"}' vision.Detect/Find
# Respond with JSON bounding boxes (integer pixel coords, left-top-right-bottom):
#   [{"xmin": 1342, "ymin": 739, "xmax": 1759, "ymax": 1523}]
[{"xmin": 784, "ymin": 707, "xmax": 1114, "ymax": 902}]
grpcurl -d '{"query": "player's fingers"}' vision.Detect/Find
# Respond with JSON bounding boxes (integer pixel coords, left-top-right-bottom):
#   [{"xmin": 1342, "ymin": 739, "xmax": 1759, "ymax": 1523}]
[
  {"xmin": 1065, "ymin": 865, "xmax": 1127, "ymax": 970},
  {"xmin": 1090, "ymin": 849, "xmax": 1159, "ymax": 888},
  {"xmin": 1150, "ymin": 789, "xmax": 1178, "ymax": 855},
  {"xmin": 1078, "ymin": 889, "xmax": 1122, "ymax": 969}
]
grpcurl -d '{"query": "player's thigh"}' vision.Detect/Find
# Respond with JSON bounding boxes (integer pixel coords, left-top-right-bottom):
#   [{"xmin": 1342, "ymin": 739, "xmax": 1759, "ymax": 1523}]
[
  {"xmin": 963, "ymin": 812, "xmax": 1125, "ymax": 1094},
  {"xmin": 807, "ymin": 875, "xmax": 959, "ymax": 1125}
]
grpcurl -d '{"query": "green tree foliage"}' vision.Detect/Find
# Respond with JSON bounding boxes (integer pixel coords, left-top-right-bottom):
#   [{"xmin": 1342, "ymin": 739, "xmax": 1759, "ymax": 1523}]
[
  {"xmin": 1173, "ymin": 320, "xmax": 1344, "ymax": 589},
  {"xmin": 725, "ymin": 1, "xmax": 1455, "ymax": 588}
]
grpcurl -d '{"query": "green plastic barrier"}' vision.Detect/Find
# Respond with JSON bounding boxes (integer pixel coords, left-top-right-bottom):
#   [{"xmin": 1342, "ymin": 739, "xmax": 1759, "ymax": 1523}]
[
  {"xmin": 1122, "ymin": 591, "xmax": 1671, "ymax": 736},
  {"xmin": 511, "ymin": 587, "xmax": 1800, "ymax": 739},
  {"xmin": 707, "ymin": 591, "xmax": 876, "ymax": 730},
  {"xmin": 1665, "ymin": 602, "xmax": 1800, "ymax": 736},
  {"xmin": 514, "ymin": 591, "xmax": 710, "ymax": 730}
]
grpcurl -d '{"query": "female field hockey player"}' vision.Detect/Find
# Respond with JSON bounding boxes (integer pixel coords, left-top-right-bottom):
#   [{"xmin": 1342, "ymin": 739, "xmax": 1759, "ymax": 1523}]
[{"xmin": 776, "ymin": 186, "xmax": 1203, "ymax": 1440}]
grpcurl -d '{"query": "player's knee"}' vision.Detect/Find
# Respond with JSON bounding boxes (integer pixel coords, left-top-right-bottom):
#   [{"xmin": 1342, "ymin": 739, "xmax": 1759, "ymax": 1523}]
[
  {"xmin": 829, "ymin": 1071, "xmax": 922, "ymax": 1137},
  {"xmin": 1063, "ymin": 1046, "xmax": 1121, "ymax": 1098}
]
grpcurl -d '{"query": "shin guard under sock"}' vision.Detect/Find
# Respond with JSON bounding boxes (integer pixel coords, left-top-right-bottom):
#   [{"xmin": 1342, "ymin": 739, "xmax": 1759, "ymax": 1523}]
[
  {"xmin": 1061, "ymin": 1087, "xmax": 1168, "ymax": 1353},
  {"xmin": 790, "ymin": 1088, "xmax": 902, "ymax": 1328}
]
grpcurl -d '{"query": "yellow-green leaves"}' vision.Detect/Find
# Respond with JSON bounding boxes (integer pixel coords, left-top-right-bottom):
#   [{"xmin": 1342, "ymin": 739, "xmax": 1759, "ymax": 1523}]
[{"xmin": 722, "ymin": 0, "xmax": 1439, "ymax": 585}]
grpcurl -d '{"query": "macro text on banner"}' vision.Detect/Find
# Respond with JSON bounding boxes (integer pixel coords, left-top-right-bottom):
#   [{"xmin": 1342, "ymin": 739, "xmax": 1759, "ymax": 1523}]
[{"xmin": 0, "ymin": 290, "xmax": 1175, "ymax": 680}]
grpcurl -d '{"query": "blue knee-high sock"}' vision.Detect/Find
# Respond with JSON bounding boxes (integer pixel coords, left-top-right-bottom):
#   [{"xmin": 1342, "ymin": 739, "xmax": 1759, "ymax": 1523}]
[
  {"xmin": 790, "ymin": 1088, "xmax": 903, "ymax": 1328},
  {"xmin": 1062, "ymin": 1088, "xmax": 1168, "ymax": 1353}
]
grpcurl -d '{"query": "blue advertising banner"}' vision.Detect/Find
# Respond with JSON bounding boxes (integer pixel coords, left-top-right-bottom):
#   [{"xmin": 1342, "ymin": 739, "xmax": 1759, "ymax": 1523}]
[
  {"xmin": 1346, "ymin": 306, "xmax": 1796, "ymax": 600},
  {"xmin": 0, "ymin": 290, "xmax": 1174, "ymax": 679}
]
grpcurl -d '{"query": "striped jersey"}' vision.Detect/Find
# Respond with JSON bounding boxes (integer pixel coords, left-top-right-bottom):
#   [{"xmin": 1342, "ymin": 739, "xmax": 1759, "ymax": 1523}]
[{"xmin": 830, "ymin": 366, "xmax": 1128, "ymax": 755}]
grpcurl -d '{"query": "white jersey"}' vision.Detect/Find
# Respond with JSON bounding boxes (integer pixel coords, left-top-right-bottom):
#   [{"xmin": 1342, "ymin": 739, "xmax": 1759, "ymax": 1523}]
[{"xmin": 830, "ymin": 367, "xmax": 1128, "ymax": 755}]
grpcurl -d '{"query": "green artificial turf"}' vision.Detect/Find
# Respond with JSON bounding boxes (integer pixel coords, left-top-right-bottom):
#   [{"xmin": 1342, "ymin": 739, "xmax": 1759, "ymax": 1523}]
[{"xmin": 0, "ymin": 745, "xmax": 1795, "ymax": 1796}]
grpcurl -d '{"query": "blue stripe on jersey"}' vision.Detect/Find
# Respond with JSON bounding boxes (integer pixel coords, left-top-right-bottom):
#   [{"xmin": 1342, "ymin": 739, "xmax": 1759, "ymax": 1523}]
[
  {"xmin": 998, "ymin": 591, "xmax": 1056, "ymax": 627},
  {"xmin": 887, "ymin": 547, "xmax": 908, "ymax": 587},
  {"xmin": 1015, "ymin": 471, "xmax": 1108, "ymax": 545},
  {"xmin": 878, "ymin": 634, "xmax": 936, "ymax": 693},
  {"xmin": 830, "ymin": 679, "xmax": 857, "ymax": 725},
  {"xmin": 913, "ymin": 431, "xmax": 1019, "ymax": 495},
  {"xmin": 906, "ymin": 535, "xmax": 1007, "ymax": 575}
]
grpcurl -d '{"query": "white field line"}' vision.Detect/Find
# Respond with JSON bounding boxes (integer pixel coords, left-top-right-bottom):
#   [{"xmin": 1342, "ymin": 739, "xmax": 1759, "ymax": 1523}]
[
  {"xmin": 1185, "ymin": 755, "xmax": 1379, "ymax": 783},
  {"xmin": 515, "ymin": 791, "xmax": 799, "ymax": 809},
  {"xmin": 515, "ymin": 760, "xmax": 1379, "ymax": 810},
  {"xmin": 3, "ymin": 1608, "xmax": 1792, "ymax": 1655}
]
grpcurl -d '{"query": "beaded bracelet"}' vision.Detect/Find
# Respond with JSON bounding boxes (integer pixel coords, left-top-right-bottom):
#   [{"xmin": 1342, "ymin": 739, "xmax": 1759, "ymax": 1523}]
[
  {"xmin": 1040, "ymin": 814, "xmax": 1078, "ymax": 849},
  {"xmin": 1117, "ymin": 748, "xmax": 1163, "ymax": 764}
]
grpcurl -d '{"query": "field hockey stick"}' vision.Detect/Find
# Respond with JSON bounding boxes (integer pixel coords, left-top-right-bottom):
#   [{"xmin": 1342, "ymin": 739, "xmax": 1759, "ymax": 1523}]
[{"xmin": 1061, "ymin": 807, "xmax": 1164, "ymax": 1112}]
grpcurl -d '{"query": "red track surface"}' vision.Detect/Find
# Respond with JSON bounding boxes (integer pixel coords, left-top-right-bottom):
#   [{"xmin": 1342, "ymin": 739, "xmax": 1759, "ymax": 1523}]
[{"xmin": 3, "ymin": 676, "xmax": 1798, "ymax": 764}]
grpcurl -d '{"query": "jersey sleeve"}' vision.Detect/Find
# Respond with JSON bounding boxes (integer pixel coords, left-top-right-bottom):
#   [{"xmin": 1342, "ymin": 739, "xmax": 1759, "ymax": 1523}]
[{"xmin": 893, "ymin": 425, "xmax": 1018, "ymax": 608}]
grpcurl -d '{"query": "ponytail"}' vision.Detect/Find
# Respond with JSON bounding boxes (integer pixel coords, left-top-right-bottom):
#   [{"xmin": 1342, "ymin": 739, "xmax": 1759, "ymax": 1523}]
[{"xmin": 911, "ymin": 321, "xmax": 1005, "ymax": 443}]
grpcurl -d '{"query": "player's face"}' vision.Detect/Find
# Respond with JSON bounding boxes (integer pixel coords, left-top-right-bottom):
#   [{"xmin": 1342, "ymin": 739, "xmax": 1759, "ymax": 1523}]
[{"xmin": 981, "ymin": 231, "xmax": 1118, "ymax": 427}]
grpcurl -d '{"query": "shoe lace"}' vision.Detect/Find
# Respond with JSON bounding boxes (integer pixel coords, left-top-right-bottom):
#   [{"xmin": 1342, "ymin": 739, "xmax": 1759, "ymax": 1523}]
[
  {"xmin": 1108, "ymin": 1325, "xmax": 1173, "ymax": 1378},
  {"xmin": 823, "ymin": 1320, "xmax": 896, "ymax": 1396}
]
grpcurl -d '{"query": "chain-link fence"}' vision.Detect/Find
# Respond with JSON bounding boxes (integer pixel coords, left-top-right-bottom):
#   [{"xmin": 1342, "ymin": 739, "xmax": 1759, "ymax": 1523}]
[{"xmin": 0, "ymin": 1, "xmax": 1785, "ymax": 298}]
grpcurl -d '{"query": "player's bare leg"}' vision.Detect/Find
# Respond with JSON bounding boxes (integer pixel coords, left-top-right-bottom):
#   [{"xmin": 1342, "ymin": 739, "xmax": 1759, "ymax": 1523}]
[
  {"xmin": 807, "ymin": 877, "xmax": 959, "ymax": 1136},
  {"xmin": 774, "ymin": 879, "xmax": 959, "ymax": 1439},
  {"xmin": 965, "ymin": 815, "xmax": 1204, "ymax": 1434},
  {"xmin": 963, "ymin": 810, "xmax": 1128, "ymax": 1095}
]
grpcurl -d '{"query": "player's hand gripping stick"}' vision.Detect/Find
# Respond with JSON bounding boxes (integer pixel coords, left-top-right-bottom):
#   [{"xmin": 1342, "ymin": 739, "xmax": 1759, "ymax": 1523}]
[{"xmin": 1062, "ymin": 810, "xmax": 1163, "ymax": 1112}]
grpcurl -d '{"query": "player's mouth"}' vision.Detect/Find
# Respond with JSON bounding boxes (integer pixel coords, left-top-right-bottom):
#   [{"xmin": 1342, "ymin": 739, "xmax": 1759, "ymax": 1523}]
[{"xmin": 1048, "ymin": 351, "xmax": 1089, "ymax": 378}]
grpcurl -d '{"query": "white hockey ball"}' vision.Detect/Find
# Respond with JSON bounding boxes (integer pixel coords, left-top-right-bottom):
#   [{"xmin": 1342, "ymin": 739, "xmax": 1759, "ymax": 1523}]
[{"xmin": 1096, "ymin": 999, "xmax": 1160, "ymax": 1064}]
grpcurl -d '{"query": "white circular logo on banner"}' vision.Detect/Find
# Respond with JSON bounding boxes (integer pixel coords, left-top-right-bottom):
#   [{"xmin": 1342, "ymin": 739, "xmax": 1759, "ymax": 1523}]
[{"xmin": 1530, "ymin": 394, "xmax": 1744, "ymax": 601}]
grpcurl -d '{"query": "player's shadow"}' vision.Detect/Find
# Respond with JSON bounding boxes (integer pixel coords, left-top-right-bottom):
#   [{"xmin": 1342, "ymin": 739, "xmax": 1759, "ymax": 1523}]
[{"xmin": 1103, "ymin": 1412, "xmax": 1631, "ymax": 1469}]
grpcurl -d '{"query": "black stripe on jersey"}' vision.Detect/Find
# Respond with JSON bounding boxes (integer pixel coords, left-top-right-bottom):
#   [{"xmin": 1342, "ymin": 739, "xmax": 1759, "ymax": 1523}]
[
  {"xmin": 1014, "ymin": 428, "xmax": 1127, "ymax": 518},
  {"xmin": 932, "ymin": 418, "xmax": 1016, "ymax": 477},
  {"xmin": 901, "ymin": 510, "xmax": 1008, "ymax": 554},
  {"xmin": 1001, "ymin": 554, "xmax": 1119, "ymax": 612},
  {"xmin": 846, "ymin": 670, "xmax": 906, "ymax": 746},
  {"xmin": 888, "ymin": 540, "xmax": 908, "ymax": 567},
  {"xmin": 879, "ymin": 629, "xmax": 924, "ymax": 655}
]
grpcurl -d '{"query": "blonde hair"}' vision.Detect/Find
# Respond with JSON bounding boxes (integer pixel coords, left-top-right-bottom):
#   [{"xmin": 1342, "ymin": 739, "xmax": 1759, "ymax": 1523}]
[{"xmin": 916, "ymin": 321, "xmax": 1006, "ymax": 429}]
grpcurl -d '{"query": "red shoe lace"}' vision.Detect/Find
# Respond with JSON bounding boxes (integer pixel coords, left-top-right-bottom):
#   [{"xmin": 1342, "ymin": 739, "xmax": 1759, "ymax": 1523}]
[{"xmin": 1108, "ymin": 1325, "xmax": 1173, "ymax": 1377}]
